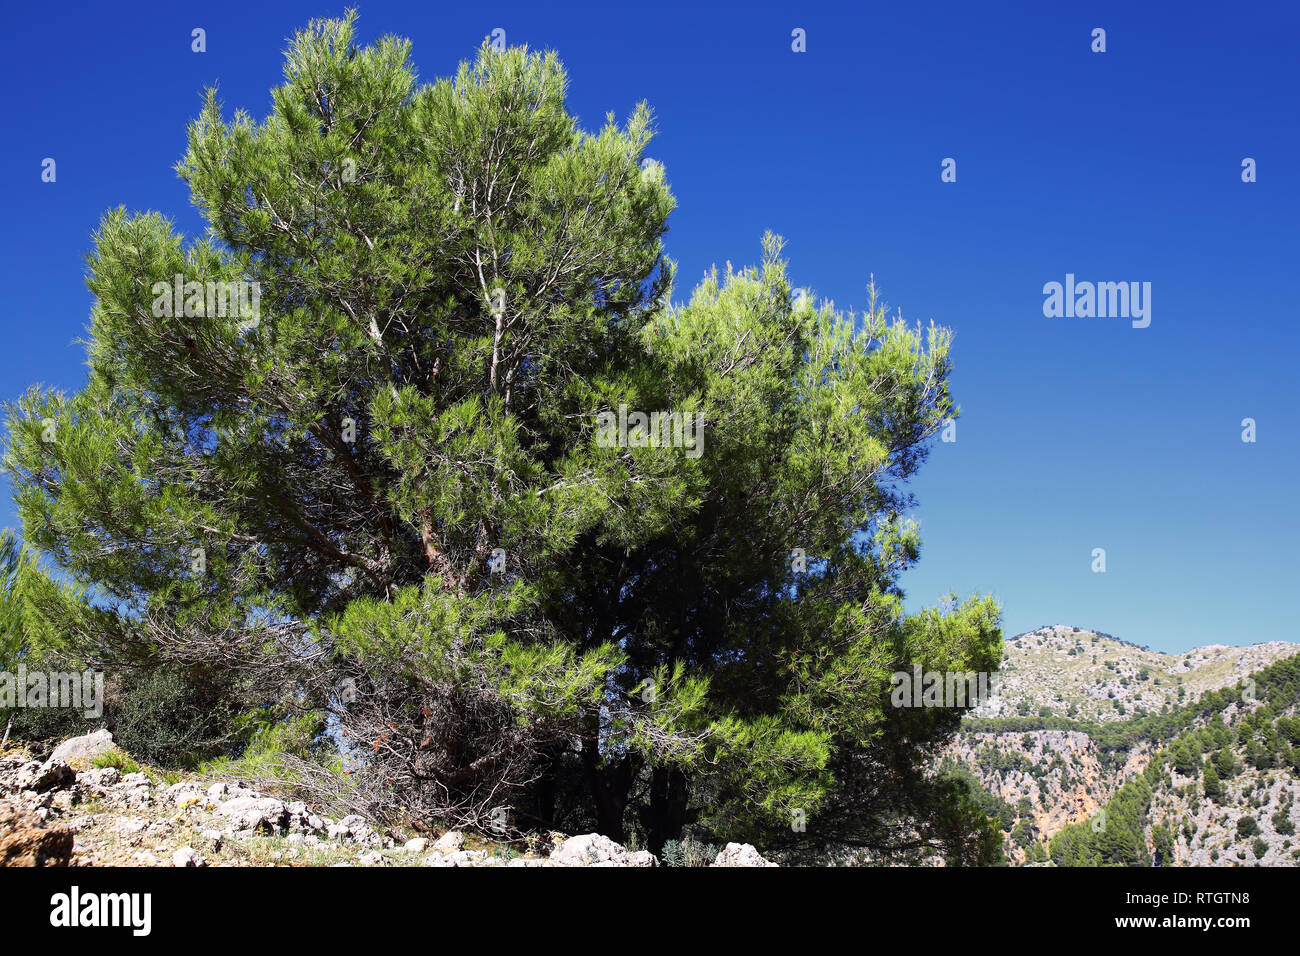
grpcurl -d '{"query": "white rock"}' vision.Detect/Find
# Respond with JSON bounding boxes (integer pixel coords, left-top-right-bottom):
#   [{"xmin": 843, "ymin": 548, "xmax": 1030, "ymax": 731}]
[
  {"xmin": 116, "ymin": 817, "xmax": 149, "ymax": 835},
  {"xmin": 173, "ymin": 847, "xmax": 206, "ymax": 867},
  {"xmin": 711, "ymin": 843, "xmax": 777, "ymax": 867},
  {"xmin": 550, "ymin": 833, "xmax": 628, "ymax": 867},
  {"xmin": 442, "ymin": 849, "xmax": 490, "ymax": 866},
  {"xmin": 626, "ymin": 849, "xmax": 659, "ymax": 867},
  {"xmin": 216, "ymin": 797, "xmax": 288, "ymax": 833},
  {"xmin": 432, "ymin": 830, "xmax": 465, "ymax": 853},
  {"xmin": 404, "ymin": 837, "xmax": 429, "ymax": 853},
  {"xmin": 51, "ymin": 729, "xmax": 115, "ymax": 764},
  {"xmin": 75, "ymin": 767, "xmax": 120, "ymax": 789}
]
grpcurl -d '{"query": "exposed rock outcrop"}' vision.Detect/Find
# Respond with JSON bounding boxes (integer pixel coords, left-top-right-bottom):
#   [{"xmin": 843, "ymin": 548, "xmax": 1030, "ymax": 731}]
[
  {"xmin": 712, "ymin": 843, "xmax": 777, "ymax": 867},
  {"xmin": 0, "ymin": 747, "xmax": 761, "ymax": 868},
  {"xmin": 50, "ymin": 729, "xmax": 115, "ymax": 766},
  {"xmin": 0, "ymin": 803, "xmax": 73, "ymax": 866}
]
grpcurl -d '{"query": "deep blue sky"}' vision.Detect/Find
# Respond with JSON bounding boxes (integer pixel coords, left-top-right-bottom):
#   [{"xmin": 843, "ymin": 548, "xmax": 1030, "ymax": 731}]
[{"xmin": 2, "ymin": 1, "xmax": 1296, "ymax": 652}]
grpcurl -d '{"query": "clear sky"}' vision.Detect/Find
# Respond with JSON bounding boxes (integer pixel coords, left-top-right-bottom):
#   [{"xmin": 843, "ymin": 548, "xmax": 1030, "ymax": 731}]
[{"xmin": 2, "ymin": 1, "xmax": 1296, "ymax": 653}]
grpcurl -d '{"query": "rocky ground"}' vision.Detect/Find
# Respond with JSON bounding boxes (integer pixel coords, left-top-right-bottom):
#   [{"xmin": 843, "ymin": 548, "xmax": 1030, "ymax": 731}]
[
  {"xmin": 0, "ymin": 732, "xmax": 775, "ymax": 868},
  {"xmin": 1150, "ymin": 762, "xmax": 1300, "ymax": 866}
]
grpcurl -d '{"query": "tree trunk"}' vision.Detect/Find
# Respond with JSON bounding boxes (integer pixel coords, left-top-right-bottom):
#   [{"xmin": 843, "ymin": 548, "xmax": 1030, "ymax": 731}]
[
  {"xmin": 526, "ymin": 752, "xmax": 558, "ymax": 832},
  {"xmin": 581, "ymin": 741, "xmax": 632, "ymax": 843},
  {"xmin": 644, "ymin": 766, "xmax": 689, "ymax": 854}
]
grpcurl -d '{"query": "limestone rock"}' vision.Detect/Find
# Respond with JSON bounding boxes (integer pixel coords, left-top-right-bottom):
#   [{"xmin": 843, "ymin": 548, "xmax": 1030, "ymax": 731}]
[
  {"xmin": 50, "ymin": 729, "xmax": 115, "ymax": 765},
  {"xmin": 216, "ymin": 797, "xmax": 289, "ymax": 834},
  {"xmin": 432, "ymin": 830, "xmax": 465, "ymax": 853},
  {"xmin": 0, "ymin": 802, "xmax": 74, "ymax": 866},
  {"xmin": 173, "ymin": 846, "xmax": 206, "ymax": 867},
  {"xmin": 16, "ymin": 759, "xmax": 75, "ymax": 794},
  {"xmin": 551, "ymin": 833, "xmax": 628, "ymax": 867},
  {"xmin": 712, "ymin": 843, "xmax": 777, "ymax": 867}
]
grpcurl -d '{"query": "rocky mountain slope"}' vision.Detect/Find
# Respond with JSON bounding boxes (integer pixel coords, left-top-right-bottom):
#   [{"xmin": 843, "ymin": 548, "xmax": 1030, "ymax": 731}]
[
  {"xmin": 945, "ymin": 625, "xmax": 1300, "ymax": 865},
  {"xmin": 975, "ymin": 624, "xmax": 1297, "ymax": 723}
]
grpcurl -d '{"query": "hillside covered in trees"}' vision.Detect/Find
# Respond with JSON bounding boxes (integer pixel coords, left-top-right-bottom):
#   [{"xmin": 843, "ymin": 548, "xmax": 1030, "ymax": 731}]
[{"xmin": 945, "ymin": 629, "xmax": 1300, "ymax": 866}]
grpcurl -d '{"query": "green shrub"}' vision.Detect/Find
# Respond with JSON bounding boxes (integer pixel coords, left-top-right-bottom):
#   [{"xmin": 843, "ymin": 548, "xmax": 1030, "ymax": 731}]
[
  {"xmin": 661, "ymin": 835, "xmax": 719, "ymax": 867},
  {"xmin": 91, "ymin": 748, "xmax": 140, "ymax": 775},
  {"xmin": 200, "ymin": 711, "xmax": 328, "ymax": 779},
  {"xmin": 108, "ymin": 665, "xmax": 244, "ymax": 768}
]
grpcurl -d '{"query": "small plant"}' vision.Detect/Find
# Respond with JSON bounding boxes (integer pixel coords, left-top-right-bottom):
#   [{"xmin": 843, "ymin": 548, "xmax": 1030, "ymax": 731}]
[
  {"xmin": 661, "ymin": 835, "xmax": 719, "ymax": 867},
  {"xmin": 92, "ymin": 748, "xmax": 141, "ymax": 775}
]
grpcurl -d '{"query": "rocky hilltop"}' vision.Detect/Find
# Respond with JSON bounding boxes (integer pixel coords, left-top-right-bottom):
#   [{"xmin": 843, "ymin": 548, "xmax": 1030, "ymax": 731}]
[{"xmin": 974, "ymin": 624, "xmax": 1297, "ymax": 723}]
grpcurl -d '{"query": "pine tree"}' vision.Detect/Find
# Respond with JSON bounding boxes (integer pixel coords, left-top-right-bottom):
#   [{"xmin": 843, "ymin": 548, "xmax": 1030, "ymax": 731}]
[
  {"xmin": 1170, "ymin": 740, "xmax": 1195, "ymax": 775},
  {"xmin": 1203, "ymin": 762, "xmax": 1223, "ymax": 801},
  {"xmin": 3, "ymin": 13, "xmax": 1000, "ymax": 859},
  {"xmin": 0, "ymin": 531, "xmax": 28, "ymax": 746},
  {"xmin": 1150, "ymin": 823, "xmax": 1174, "ymax": 866},
  {"xmin": 1215, "ymin": 747, "xmax": 1238, "ymax": 778},
  {"xmin": 0, "ymin": 531, "xmax": 26, "ymax": 674}
]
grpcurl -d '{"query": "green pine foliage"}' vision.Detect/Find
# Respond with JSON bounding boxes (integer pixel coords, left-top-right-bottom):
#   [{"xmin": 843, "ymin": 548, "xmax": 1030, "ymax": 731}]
[
  {"xmin": 1203, "ymin": 762, "xmax": 1223, "ymax": 800},
  {"xmin": 0, "ymin": 530, "xmax": 27, "ymax": 674}
]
